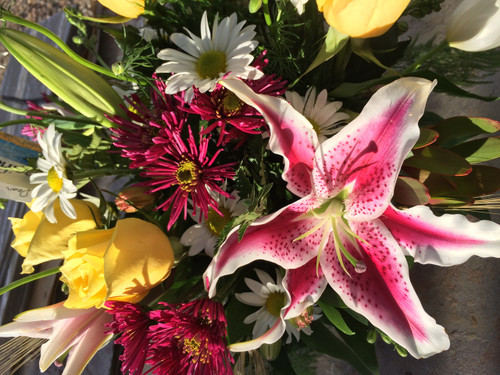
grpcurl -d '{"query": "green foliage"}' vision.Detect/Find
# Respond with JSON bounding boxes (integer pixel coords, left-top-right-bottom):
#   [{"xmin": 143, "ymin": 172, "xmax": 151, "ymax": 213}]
[{"xmin": 404, "ymin": 0, "xmax": 445, "ymax": 18}]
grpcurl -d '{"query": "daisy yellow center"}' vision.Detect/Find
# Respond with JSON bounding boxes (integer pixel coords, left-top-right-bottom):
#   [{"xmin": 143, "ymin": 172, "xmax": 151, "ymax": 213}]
[
  {"xmin": 47, "ymin": 167, "xmax": 63, "ymax": 193},
  {"xmin": 307, "ymin": 117, "xmax": 321, "ymax": 136},
  {"xmin": 196, "ymin": 51, "xmax": 227, "ymax": 79},
  {"xmin": 206, "ymin": 207, "xmax": 232, "ymax": 236},
  {"xmin": 265, "ymin": 291, "xmax": 286, "ymax": 317},
  {"xmin": 222, "ymin": 91, "xmax": 244, "ymax": 116},
  {"xmin": 176, "ymin": 158, "xmax": 200, "ymax": 191}
]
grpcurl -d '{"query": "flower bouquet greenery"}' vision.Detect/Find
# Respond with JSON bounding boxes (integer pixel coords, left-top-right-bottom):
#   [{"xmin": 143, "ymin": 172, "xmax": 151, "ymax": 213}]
[{"xmin": 0, "ymin": 0, "xmax": 499, "ymax": 374}]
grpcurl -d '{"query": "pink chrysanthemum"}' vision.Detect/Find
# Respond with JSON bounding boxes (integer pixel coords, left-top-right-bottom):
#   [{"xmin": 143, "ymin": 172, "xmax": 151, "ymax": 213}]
[
  {"xmin": 109, "ymin": 77, "xmax": 188, "ymax": 168},
  {"xmin": 147, "ymin": 299, "xmax": 234, "ymax": 375},
  {"xmin": 105, "ymin": 301, "xmax": 152, "ymax": 375},
  {"xmin": 187, "ymin": 51, "xmax": 287, "ymax": 147},
  {"xmin": 141, "ymin": 127, "xmax": 236, "ymax": 229}
]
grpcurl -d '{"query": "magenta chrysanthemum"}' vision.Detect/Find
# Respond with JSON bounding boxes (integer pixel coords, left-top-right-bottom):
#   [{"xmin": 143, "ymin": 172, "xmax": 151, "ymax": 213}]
[
  {"xmin": 141, "ymin": 127, "xmax": 236, "ymax": 229},
  {"xmin": 105, "ymin": 301, "xmax": 152, "ymax": 375},
  {"xmin": 187, "ymin": 51, "xmax": 287, "ymax": 147},
  {"xmin": 147, "ymin": 299, "xmax": 234, "ymax": 375},
  {"xmin": 109, "ymin": 77, "xmax": 188, "ymax": 168}
]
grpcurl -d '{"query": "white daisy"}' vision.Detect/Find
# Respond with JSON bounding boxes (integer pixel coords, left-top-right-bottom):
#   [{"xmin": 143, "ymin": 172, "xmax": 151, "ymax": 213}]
[
  {"xmin": 156, "ymin": 11, "xmax": 263, "ymax": 102},
  {"xmin": 30, "ymin": 124, "xmax": 77, "ymax": 223},
  {"xmin": 235, "ymin": 269, "xmax": 316, "ymax": 344},
  {"xmin": 180, "ymin": 190, "xmax": 246, "ymax": 257},
  {"xmin": 285, "ymin": 86, "xmax": 350, "ymax": 143}
]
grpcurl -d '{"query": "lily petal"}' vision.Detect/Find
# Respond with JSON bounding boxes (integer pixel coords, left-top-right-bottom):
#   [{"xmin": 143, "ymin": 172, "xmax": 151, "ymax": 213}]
[
  {"xmin": 312, "ymin": 77, "xmax": 435, "ymax": 221},
  {"xmin": 205, "ymin": 196, "xmax": 319, "ymax": 297},
  {"xmin": 381, "ymin": 204, "xmax": 500, "ymax": 266},
  {"xmin": 221, "ymin": 78, "xmax": 319, "ymax": 197},
  {"xmin": 320, "ymin": 219, "xmax": 450, "ymax": 358},
  {"xmin": 229, "ymin": 317, "xmax": 285, "ymax": 352}
]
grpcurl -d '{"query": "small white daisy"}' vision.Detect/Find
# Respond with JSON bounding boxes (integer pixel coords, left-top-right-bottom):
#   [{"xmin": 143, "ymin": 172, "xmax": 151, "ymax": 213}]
[
  {"xmin": 285, "ymin": 86, "xmax": 350, "ymax": 143},
  {"xmin": 236, "ymin": 269, "xmax": 316, "ymax": 344},
  {"xmin": 156, "ymin": 11, "xmax": 263, "ymax": 102},
  {"xmin": 180, "ymin": 190, "xmax": 246, "ymax": 257},
  {"xmin": 30, "ymin": 125, "xmax": 77, "ymax": 223}
]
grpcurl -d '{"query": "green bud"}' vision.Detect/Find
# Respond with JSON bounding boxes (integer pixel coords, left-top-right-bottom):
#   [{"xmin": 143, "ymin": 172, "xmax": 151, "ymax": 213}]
[
  {"xmin": 112, "ymin": 62, "xmax": 125, "ymax": 76},
  {"xmin": 0, "ymin": 28, "xmax": 125, "ymax": 127},
  {"xmin": 366, "ymin": 328, "xmax": 378, "ymax": 344},
  {"xmin": 72, "ymin": 35, "xmax": 84, "ymax": 45}
]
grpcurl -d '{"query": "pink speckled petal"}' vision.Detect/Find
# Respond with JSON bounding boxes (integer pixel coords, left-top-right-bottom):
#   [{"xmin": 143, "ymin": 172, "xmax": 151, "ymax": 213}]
[
  {"xmin": 221, "ymin": 79, "xmax": 319, "ymax": 197},
  {"xmin": 312, "ymin": 78, "xmax": 436, "ymax": 221},
  {"xmin": 282, "ymin": 258, "xmax": 328, "ymax": 319},
  {"xmin": 320, "ymin": 219, "xmax": 449, "ymax": 358},
  {"xmin": 229, "ymin": 317, "xmax": 285, "ymax": 352},
  {"xmin": 381, "ymin": 204, "xmax": 500, "ymax": 266},
  {"xmin": 204, "ymin": 196, "xmax": 320, "ymax": 297}
]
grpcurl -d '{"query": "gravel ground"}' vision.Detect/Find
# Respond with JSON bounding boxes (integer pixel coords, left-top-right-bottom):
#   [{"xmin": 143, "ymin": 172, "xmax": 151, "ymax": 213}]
[{"xmin": 0, "ymin": 0, "xmax": 96, "ymax": 81}]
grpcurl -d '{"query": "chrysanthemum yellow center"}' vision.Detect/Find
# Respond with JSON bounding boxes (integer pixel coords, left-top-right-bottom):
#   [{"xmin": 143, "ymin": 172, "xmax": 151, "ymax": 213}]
[
  {"xmin": 206, "ymin": 207, "xmax": 231, "ymax": 236},
  {"xmin": 196, "ymin": 51, "xmax": 227, "ymax": 79},
  {"xmin": 222, "ymin": 91, "xmax": 244, "ymax": 116},
  {"xmin": 265, "ymin": 291, "xmax": 286, "ymax": 317},
  {"xmin": 176, "ymin": 158, "xmax": 200, "ymax": 191},
  {"xmin": 47, "ymin": 167, "xmax": 63, "ymax": 192},
  {"xmin": 183, "ymin": 336, "xmax": 209, "ymax": 364}
]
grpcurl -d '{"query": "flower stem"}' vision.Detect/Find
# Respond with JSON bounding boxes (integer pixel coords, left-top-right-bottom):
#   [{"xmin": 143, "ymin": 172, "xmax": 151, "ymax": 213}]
[
  {"xmin": 72, "ymin": 168, "xmax": 136, "ymax": 180},
  {"xmin": 404, "ymin": 40, "xmax": 448, "ymax": 73},
  {"xmin": 0, "ymin": 100, "xmax": 101, "ymax": 125},
  {"xmin": 0, "ymin": 267, "xmax": 60, "ymax": 296},
  {"xmin": 262, "ymin": 0, "xmax": 272, "ymax": 26}
]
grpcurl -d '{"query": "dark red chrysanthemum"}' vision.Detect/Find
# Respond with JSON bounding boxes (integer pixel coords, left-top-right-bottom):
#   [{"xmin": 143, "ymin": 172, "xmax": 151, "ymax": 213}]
[
  {"xmin": 108, "ymin": 76, "xmax": 188, "ymax": 168},
  {"xmin": 105, "ymin": 301, "xmax": 152, "ymax": 375},
  {"xmin": 141, "ymin": 126, "xmax": 236, "ymax": 229},
  {"xmin": 187, "ymin": 51, "xmax": 287, "ymax": 147},
  {"xmin": 146, "ymin": 299, "xmax": 234, "ymax": 375}
]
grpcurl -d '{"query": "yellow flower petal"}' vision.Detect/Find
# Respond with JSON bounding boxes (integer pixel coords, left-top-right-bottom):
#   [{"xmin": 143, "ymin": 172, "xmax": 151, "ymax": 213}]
[
  {"xmin": 19, "ymin": 199, "xmax": 100, "ymax": 274},
  {"xmin": 316, "ymin": 0, "xmax": 411, "ymax": 38},
  {"xmin": 97, "ymin": 0, "xmax": 145, "ymax": 18},
  {"xmin": 104, "ymin": 218, "xmax": 174, "ymax": 304},
  {"xmin": 9, "ymin": 210, "xmax": 43, "ymax": 257},
  {"xmin": 61, "ymin": 218, "xmax": 174, "ymax": 309}
]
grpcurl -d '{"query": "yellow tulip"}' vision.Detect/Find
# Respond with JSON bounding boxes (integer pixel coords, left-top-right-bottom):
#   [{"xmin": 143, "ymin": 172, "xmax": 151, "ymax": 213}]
[
  {"xmin": 97, "ymin": 0, "xmax": 145, "ymax": 18},
  {"xmin": 316, "ymin": 0, "xmax": 411, "ymax": 38},
  {"xmin": 60, "ymin": 218, "xmax": 174, "ymax": 309},
  {"xmin": 9, "ymin": 200, "xmax": 101, "ymax": 274}
]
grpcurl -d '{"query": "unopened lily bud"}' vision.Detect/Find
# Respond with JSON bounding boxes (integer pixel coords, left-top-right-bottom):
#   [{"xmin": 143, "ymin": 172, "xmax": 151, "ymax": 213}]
[
  {"xmin": 115, "ymin": 187, "xmax": 155, "ymax": 213},
  {"xmin": 446, "ymin": 0, "xmax": 500, "ymax": 52}
]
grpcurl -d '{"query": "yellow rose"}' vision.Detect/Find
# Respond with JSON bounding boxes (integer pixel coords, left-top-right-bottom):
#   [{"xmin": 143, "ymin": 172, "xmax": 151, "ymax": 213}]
[
  {"xmin": 60, "ymin": 218, "xmax": 174, "ymax": 309},
  {"xmin": 9, "ymin": 199, "xmax": 101, "ymax": 274},
  {"xmin": 97, "ymin": 0, "xmax": 145, "ymax": 18},
  {"xmin": 316, "ymin": 0, "xmax": 411, "ymax": 38}
]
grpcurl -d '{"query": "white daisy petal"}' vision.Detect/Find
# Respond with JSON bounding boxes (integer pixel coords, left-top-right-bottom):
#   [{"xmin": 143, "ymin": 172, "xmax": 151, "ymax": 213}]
[{"xmin": 235, "ymin": 292, "xmax": 267, "ymax": 306}]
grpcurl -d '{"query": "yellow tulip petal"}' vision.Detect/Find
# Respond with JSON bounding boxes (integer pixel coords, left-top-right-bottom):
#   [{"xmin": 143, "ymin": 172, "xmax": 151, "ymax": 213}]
[
  {"xmin": 103, "ymin": 218, "xmax": 174, "ymax": 304},
  {"xmin": 316, "ymin": 0, "xmax": 411, "ymax": 38},
  {"xmin": 21, "ymin": 200, "xmax": 100, "ymax": 274},
  {"xmin": 9, "ymin": 210, "xmax": 43, "ymax": 257},
  {"xmin": 97, "ymin": 0, "xmax": 145, "ymax": 19}
]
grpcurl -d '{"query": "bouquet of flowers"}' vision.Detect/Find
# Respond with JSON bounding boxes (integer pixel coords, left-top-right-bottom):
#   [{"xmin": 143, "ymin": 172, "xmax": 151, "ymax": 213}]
[{"xmin": 0, "ymin": 0, "xmax": 499, "ymax": 374}]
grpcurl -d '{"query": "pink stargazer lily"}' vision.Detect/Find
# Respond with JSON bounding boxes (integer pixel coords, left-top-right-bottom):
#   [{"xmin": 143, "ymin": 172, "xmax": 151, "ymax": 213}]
[
  {"xmin": 204, "ymin": 77, "xmax": 500, "ymax": 358},
  {"xmin": 0, "ymin": 302, "xmax": 112, "ymax": 374}
]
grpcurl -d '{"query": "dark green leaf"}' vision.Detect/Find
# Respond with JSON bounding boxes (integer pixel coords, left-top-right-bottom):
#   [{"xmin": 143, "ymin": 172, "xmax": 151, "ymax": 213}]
[
  {"xmin": 433, "ymin": 117, "xmax": 500, "ymax": 147},
  {"xmin": 393, "ymin": 176, "xmax": 430, "ymax": 205},
  {"xmin": 414, "ymin": 128, "xmax": 438, "ymax": 149},
  {"xmin": 450, "ymin": 137, "xmax": 500, "ymax": 164},
  {"xmin": 317, "ymin": 299, "xmax": 355, "ymax": 335},
  {"xmin": 404, "ymin": 146, "xmax": 472, "ymax": 176}
]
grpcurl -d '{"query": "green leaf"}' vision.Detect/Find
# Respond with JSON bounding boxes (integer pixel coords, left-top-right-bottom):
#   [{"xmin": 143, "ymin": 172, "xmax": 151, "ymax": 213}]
[
  {"xmin": 393, "ymin": 176, "xmax": 430, "ymax": 206},
  {"xmin": 450, "ymin": 137, "xmax": 500, "ymax": 164},
  {"xmin": 404, "ymin": 146, "xmax": 472, "ymax": 176},
  {"xmin": 414, "ymin": 128, "xmax": 439, "ymax": 149},
  {"xmin": 448, "ymin": 165, "xmax": 500, "ymax": 198},
  {"xmin": 351, "ymin": 38, "xmax": 395, "ymax": 72},
  {"xmin": 317, "ymin": 299, "xmax": 355, "ymax": 335},
  {"xmin": 433, "ymin": 117, "xmax": 500, "ymax": 147},
  {"xmin": 0, "ymin": 267, "xmax": 60, "ymax": 296},
  {"xmin": 302, "ymin": 27, "xmax": 349, "ymax": 77}
]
